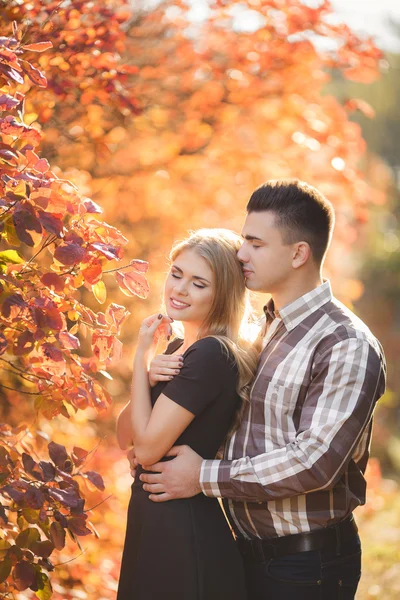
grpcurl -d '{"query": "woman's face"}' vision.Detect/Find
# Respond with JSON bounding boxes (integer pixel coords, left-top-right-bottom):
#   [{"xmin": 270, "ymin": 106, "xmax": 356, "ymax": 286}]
[{"xmin": 164, "ymin": 248, "xmax": 215, "ymax": 328}]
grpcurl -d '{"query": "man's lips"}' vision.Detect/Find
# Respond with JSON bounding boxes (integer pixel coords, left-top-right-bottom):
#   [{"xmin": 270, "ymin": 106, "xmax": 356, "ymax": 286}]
[
  {"xmin": 242, "ymin": 269, "xmax": 253, "ymax": 277},
  {"xmin": 169, "ymin": 297, "xmax": 191, "ymax": 309}
]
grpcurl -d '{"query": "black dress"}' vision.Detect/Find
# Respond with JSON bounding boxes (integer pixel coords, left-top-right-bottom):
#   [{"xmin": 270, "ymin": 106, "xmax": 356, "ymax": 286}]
[{"xmin": 117, "ymin": 337, "xmax": 247, "ymax": 600}]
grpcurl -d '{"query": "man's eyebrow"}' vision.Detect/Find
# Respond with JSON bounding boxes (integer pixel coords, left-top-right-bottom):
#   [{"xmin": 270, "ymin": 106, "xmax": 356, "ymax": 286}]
[
  {"xmin": 242, "ymin": 234, "xmax": 264, "ymax": 242},
  {"xmin": 171, "ymin": 265, "xmax": 211, "ymax": 284}
]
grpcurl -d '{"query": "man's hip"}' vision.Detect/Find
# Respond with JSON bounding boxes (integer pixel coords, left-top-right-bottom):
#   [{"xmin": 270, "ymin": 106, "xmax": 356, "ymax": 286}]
[{"xmin": 237, "ymin": 515, "xmax": 361, "ymax": 600}]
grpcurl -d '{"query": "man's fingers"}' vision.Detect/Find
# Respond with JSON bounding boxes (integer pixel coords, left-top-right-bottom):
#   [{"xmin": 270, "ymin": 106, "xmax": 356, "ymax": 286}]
[
  {"xmin": 142, "ymin": 483, "xmax": 164, "ymax": 493},
  {"xmin": 164, "ymin": 445, "xmax": 183, "ymax": 458},
  {"xmin": 148, "ymin": 493, "xmax": 172, "ymax": 503},
  {"xmin": 139, "ymin": 472, "xmax": 163, "ymax": 483},
  {"xmin": 141, "ymin": 461, "xmax": 166, "ymax": 473}
]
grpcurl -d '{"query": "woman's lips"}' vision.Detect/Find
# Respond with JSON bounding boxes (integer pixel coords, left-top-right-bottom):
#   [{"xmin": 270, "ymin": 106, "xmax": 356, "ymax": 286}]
[
  {"xmin": 169, "ymin": 297, "xmax": 191, "ymax": 310},
  {"xmin": 243, "ymin": 270, "xmax": 253, "ymax": 277}
]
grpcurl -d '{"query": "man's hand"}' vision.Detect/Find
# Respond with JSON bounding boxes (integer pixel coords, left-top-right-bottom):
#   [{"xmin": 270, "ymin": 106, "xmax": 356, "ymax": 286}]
[
  {"xmin": 140, "ymin": 445, "xmax": 203, "ymax": 502},
  {"xmin": 127, "ymin": 446, "xmax": 138, "ymax": 478}
]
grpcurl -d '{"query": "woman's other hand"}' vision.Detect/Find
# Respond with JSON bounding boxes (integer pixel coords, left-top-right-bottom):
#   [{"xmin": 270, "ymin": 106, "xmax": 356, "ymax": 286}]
[
  {"xmin": 149, "ymin": 354, "xmax": 184, "ymax": 387},
  {"xmin": 137, "ymin": 313, "xmax": 173, "ymax": 358}
]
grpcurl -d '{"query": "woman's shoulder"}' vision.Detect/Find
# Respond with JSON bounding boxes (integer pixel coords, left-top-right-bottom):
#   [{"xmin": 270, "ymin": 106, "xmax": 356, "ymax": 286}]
[{"xmin": 187, "ymin": 336, "xmax": 236, "ymax": 368}]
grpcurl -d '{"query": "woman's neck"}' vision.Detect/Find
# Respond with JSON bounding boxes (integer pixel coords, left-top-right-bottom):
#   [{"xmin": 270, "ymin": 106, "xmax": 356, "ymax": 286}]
[{"xmin": 180, "ymin": 322, "xmax": 202, "ymax": 352}]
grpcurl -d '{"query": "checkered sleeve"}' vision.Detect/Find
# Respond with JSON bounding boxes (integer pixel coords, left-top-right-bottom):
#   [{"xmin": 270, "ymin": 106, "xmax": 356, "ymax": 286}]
[{"xmin": 200, "ymin": 337, "xmax": 385, "ymax": 502}]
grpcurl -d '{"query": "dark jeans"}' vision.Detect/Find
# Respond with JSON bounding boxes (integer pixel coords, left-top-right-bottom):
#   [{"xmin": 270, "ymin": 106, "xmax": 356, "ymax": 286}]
[{"xmin": 242, "ymin": 533, "xmax": 361, "ymax": 600}]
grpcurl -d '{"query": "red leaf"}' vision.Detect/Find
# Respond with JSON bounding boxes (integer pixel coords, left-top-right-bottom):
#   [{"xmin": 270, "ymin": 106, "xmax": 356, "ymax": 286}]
[
  {"xmin": 0, "ymin": 93, "xmax": 20, "ymax": 110},
  {"xmin": 83, "ymin": 198, "xmax": 103, "ymax": 214},
  {"xmin": 14, "ymin": 330, "xmax": 35, "ymax": 356},
  {"xmin": 31, "ymin": 540, "xmax": 54, "ymax": 558},
  {"xmin": 68, "ymin": 516, "xmax": 91, "ymax": 536},
  {"xmin": 117, "ymin": 270, "xmax": 150, "ymax": 299},
  {"xmin": 47, "ymin": 487, "xmax": 79, "ymax": 508},
  {"xmin": 38, "ymin": 461, "xmax": 56, "ymax": 482},
  {"xmin": 13, "ymin": 560, "xmax": 35, "ymax": 591},
  {"xmin": 13, "ymin": 206, "xmax": 42, "ymax": 247},
  {"xmin": 54, "ymin": 242, "xmax": 86, "ymax": 266},
  {"xmin": 0, "ymin": 332, "xmax": 7, "ymax": 356},
  {"xmin": 82, "ymin": 259, "xmax": 102, "ymax": 284},
  {"xmin": 23, "ymin": 42, "xmax": 53, "ymax": 53},
  {"xmin": 24, "ymin": 487, "xmax": 45, "ymax": 509},
  {"xmin": 58, "ymin": 331, "xmax": 80, "ymax": 350},
  {"xmin": 0, "ymin": 115, "xmax": 25, "ymax": 136},
  {"xmin": 105, "ymin": 303, "xmax": 130, "ymax": 333},
  {"xmin": 85, "ymin": 470, "xmax": 105, "ymax": 491},
  {"xmin": 91, "ymin": 242, "xmax": 123, "ymax": 260},
  {"xmin": 130, "ymin": 259, "xmax": 149, "ymax": 273},
  {"xmin": 71, "ymin": 446, "xmax": 88, "ymax": 467},
  {"xmin": 91, "ymin": 331, "xmax": 113, "ymax": 362},
  {"xmin": 1, "ymin": 294, "xmax": 27, "ymax": 319},
  {"xmin": 0, "ymin": 63, "xmax": 24, "ymax": 84},
  {"xmin": 37, "ymin": 211, "xmax": 64, "ymax": 237},
  {"xmin": 48, "ymin": 441, "xmax": 68, "ymax": 468},
  {"xmin": 49, "ymin": 522, "xmax": 65, "ymax": 551},
  {"xmin": 21, "ymin": 61, "xmax": 47, "ymax": 87},
  {"xmin": 40, "ymin": 273, "xmax": 64, "ymax": 292}
]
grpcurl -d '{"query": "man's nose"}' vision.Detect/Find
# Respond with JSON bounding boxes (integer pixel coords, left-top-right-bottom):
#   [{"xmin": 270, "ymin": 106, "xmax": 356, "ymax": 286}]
[{"xmin": 237, "ymin": 245, "xmax": 249, "ymax": 263}]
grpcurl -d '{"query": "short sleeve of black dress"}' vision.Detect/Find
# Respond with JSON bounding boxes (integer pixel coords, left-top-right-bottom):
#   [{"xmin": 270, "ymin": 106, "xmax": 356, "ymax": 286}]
[{"xmin": 162, "ymin": 337, "xmax": 236, "ymax": 416}]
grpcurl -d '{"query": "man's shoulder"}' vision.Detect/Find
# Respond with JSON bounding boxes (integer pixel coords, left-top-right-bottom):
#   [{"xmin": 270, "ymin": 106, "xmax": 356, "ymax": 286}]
[{"xmin": 315, "ymin": 297, "xmax": 384, "ymax": 360}]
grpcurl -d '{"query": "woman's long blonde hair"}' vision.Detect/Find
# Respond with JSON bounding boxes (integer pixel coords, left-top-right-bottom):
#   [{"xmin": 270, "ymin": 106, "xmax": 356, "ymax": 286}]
[{"xmin": 169, "ymin": 228, "xmax": 258, "ymax": 435}]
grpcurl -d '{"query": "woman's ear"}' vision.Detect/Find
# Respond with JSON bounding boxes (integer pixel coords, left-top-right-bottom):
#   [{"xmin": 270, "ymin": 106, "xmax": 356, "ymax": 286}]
[{"xmin": 292, "ymin": 242, "xmax": 311, "ymax": 269}]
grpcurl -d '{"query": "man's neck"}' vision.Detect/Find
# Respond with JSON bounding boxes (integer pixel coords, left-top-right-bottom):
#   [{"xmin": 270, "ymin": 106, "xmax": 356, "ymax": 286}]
[{"xmin": 272, "ymin": 275, "xmax": 324, "ymax": 312}]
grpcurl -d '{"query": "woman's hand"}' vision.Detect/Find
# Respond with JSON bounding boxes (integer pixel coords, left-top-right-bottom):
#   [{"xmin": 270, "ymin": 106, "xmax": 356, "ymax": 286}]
[
  {"xmin": 149, "ymin": 353, "xmax": 184, "ymax": 387},
  {"xmin": 136, "ymin": 313, "xmax": 173, "ymax": 358}
]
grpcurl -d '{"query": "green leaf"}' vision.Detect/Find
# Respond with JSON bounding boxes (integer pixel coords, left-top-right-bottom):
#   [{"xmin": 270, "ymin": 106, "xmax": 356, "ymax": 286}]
[
  {"xmin": 35, "ymin": 571, "xmax": 53, "ymax": 600},
  {"xmin": 0, "ymin": 539, "xmax": 11, "ymax": 559},
  {"xmin": 15, "ymin": 527, "xmax": 40, "ymax": 550},
  {"xmin": 0, "ymin": 557, "xmax": 12, "ymax": 583},
  {"xmin": 0, "ymin": 250, "xmax": 24, "ymax": 264}
]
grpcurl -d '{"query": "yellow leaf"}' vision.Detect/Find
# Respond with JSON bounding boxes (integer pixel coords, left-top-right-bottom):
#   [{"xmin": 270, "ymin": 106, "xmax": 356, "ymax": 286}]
[{"xmin": 93, "ymin": 280, "xmax": 106, "ymax": 304}]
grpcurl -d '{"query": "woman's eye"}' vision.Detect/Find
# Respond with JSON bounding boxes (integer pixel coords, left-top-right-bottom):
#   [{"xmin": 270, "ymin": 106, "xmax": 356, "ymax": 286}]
[
  {"xmin": 171, "ymin": 273, "xmax": 181, "ymax": 279},
  {"xmin": 193, "ymin": 283, "xmax": 205, "ymax": 289}
]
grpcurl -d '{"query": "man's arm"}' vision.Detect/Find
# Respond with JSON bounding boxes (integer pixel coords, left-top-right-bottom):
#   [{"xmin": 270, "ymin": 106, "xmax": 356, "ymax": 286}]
[{"xmin": 200, "ymin": 337, "xmax": 385, "ymax": 502}]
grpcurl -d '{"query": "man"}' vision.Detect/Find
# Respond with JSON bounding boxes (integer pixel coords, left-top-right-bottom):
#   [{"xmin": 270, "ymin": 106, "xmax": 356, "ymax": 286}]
[{"xmin": 131, "ymin": 180, "xmax": 386, "ymax": 599}]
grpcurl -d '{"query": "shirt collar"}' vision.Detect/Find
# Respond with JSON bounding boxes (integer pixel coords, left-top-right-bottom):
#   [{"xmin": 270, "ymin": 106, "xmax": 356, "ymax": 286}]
[{"xmin": 263, "ymin": 280, "xmax": 332, "ymax": 332}]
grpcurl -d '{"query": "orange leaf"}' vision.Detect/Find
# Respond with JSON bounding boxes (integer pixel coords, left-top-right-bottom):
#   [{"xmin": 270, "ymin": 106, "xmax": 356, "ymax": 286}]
[{"xmin": 23, "ymin": 41, "xmax": 53, "ymax": 53}]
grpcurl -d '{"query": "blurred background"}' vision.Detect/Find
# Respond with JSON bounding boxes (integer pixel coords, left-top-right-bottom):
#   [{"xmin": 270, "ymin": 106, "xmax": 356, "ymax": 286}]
[{"xmin": 1, "ymin": 0, "xmax": 399, "ymax": 598}]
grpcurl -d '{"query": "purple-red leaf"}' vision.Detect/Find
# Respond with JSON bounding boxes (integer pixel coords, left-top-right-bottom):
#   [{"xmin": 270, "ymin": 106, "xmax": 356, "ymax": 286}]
[
  {"xmin": 85, "ymin": 470, "xmax": 105, "ymax": 491},
  {"xmin": 47, "ymin": 441, "xmax": 68, "ymax": 468},
  {"xmin": 13, "ymin": 560, "xmax": 36, "ymax": 591},
  {"xmin": 54, "ymin": 242, "xmax": 86, "ymax": 266}
]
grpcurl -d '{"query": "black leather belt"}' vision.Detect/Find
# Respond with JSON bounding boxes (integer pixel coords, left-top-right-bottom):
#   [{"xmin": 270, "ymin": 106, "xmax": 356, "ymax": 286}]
[{"xmin": 237, "ymin": 515, "xmax": 358, "ymax": 562}]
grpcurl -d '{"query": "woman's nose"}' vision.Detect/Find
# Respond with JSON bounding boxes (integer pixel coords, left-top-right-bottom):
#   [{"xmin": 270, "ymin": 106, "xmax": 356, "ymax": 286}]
[{"xmin": 174, "ymin": 280, "xmax": 189, "ymax": 295}]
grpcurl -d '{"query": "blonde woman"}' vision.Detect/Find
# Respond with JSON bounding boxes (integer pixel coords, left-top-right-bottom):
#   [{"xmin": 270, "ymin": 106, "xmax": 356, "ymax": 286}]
[{"xmin": 116, "ymin": 229, "xmax": 257, "ymax": 600}]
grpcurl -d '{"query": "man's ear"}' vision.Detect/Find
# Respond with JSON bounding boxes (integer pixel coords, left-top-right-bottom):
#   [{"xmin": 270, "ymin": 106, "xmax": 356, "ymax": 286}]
[{"xmin": 292, "ymin": 242, "xmax": 311, "ymax": 269}]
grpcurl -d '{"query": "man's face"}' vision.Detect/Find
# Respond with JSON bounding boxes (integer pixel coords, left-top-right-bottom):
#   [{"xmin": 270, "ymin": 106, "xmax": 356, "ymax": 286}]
[{"xmin": 237, "ymin": 211, "xmax": 295, "ymax": 294}]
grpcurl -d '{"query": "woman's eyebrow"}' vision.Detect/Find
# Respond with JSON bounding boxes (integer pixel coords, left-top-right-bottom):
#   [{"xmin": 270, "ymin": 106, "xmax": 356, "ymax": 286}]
[
  {"xmin": 193, "ymin": 275, "xmax": 211, "ymax": 284},
  {"xmin": 171, "ymin": 265, "xmax": 211, "ymax": 285}
]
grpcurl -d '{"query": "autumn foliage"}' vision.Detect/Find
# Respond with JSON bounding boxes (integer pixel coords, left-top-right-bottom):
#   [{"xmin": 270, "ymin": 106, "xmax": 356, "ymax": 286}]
[
  {"xmin": 0, "ymin": 12, "xmax": 148, "ymax": 598},
  {"xmin": 0, "ymin": 1, "xmax": 386, "ymax": 598}
]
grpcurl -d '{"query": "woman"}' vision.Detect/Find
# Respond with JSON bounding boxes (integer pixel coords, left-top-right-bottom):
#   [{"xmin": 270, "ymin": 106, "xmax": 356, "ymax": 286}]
[{"xmin": 116, "ymin": 228, "xmax": 257, "ymax": 600}]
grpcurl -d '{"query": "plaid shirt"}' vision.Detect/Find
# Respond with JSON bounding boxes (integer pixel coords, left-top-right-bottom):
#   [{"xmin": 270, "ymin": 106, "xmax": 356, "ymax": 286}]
[{"xmin": 200, "ymin": 280, "xmax": 386, "ymax": 539}]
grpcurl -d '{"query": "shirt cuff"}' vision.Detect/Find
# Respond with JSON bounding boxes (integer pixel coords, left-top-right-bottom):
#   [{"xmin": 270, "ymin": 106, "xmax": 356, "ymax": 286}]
[{"xmin": 200, "ymin": 459, "xmax": 232, "ymax": 498}]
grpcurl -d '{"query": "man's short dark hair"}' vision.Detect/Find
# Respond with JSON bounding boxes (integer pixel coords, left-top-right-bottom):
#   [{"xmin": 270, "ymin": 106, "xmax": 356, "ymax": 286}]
[{"xmin": 246, "ymin": 179, "xmax": 335, "ymax": 266}]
